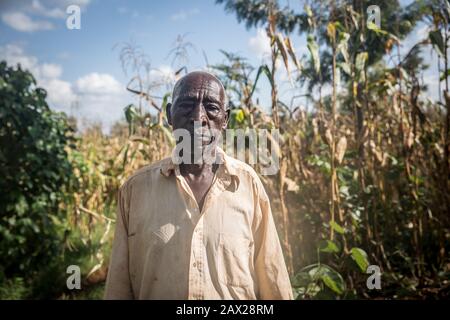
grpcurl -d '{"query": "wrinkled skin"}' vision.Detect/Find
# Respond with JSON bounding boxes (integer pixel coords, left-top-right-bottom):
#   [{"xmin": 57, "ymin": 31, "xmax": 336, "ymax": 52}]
[{"xmin": 166, "ymin": 71, "xmax": 229, "ymax": 211}]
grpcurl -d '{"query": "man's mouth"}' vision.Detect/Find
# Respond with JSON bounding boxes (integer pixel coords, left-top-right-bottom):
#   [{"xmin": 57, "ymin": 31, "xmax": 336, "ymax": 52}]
[
  {"xmin": 192, "ymin": 128, "xmax": 215, "ymax": 145},
  {"xmin": 199, "ymin": 134, "xmax": 214, "ymax": 145}
]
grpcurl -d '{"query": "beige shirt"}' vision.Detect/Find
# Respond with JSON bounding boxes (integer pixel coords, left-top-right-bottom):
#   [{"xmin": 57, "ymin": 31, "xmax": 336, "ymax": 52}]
[{"xmin": 104, "ymin": 147, "xmax": 293, "ymax": 300}]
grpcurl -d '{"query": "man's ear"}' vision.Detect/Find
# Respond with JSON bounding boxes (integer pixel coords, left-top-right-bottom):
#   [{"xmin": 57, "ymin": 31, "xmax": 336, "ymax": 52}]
[
  {"xmin": 222, "ymin": 108, "xmax": 230, "ymax": 130},
  {"xmin": 166, "ymin": 102, "xmax": 172, "ymax": 126}
]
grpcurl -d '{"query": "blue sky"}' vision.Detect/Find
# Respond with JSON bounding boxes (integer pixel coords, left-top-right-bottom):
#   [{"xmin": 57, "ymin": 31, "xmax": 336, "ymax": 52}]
[
  {"xmin": 1, "ymin": 0, "xmax": 286, "ymax": 131},
  {"xmin": 0, "ymin": 0, "xmax": 442, "ymax": 132},
  {"xmin": 2, "ymin": 1, "xmax": 264, "ymax": 81}
]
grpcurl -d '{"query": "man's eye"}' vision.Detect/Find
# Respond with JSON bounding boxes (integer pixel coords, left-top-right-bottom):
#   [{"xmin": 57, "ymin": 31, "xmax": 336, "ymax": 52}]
[
  {"xmin": 178, "ymin": 103, "xmax": 194, "ymax": 110},
  {"xmin": 206, "ymin": 104, "xmax": 219, "ymax": 112}
]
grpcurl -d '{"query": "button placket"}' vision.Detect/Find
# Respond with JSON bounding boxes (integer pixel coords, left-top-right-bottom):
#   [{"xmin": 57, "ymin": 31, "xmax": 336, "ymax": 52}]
[
  {"xmin": 196, "ymin": 220, "xmax": 204, "ymax": 299},
  {"xmin": 175, "ymin": 165, "xmax": 222, "ymax": 300},
  {"xmin": 188, "ymin": 216, "xmax": 204, "ymax": 299}
]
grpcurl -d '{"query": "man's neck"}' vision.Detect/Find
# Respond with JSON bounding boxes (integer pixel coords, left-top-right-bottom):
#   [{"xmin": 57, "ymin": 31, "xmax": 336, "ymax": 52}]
[
  {"xmin": 180, "ymin": 162, "xmax": 217, "ymax": 177},
  {"xmin": 179, "ymin": 144, "xmax": 219, "ymax": 178}
]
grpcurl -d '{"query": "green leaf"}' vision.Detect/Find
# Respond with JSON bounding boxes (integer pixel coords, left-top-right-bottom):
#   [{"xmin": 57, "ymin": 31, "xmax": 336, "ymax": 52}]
[
  {"xmin": 339, "ymin": 62, "xmax": 351, "ymax": 76},
  {"xmin": 275, "ymin": 33, "xmax": 290, "ymax": 78},
  {"xmin": 319, "ymin": 240, "xmax": 340, "ymax": 253},
  {"xmin": 130, "ymin": 136, "xmax": 150, "ymax": 145},
  {"xmin": 350, "ymin": 247, "xmax": 370, "ymax": 272},
  {"xmin": 124, "ymin": 104, "xmax": 139, "ymax": 124},
  {"xmin": 440, "ymin": 69, "xmax": 450, "ymax": 81},
  {"xmin": 229, "ymin": 109, "xmax": 246, "ymax": 129},
  {"xmin": 304, "ymin": 5, "xmax": 313, "ymax": 18},
  {"xmin": 429, "ymin": 30, "xmax": 444, "ymax": 56},
  {"xmin": 330, "ymin": 220, "xmax": 345, "ymax": 234},
  {"xmin": 319, "ymin": 267, "xmax": 345, "ymax": 295},
  {"xmin": 234, "ymin": 109, "xmax": 245, "ymax": 123},
  {"xmin": 368, "ymin": 22, "xmax": 399, "ymax": 43},
  {"xmin": 250, "ymin": 65, "xmax": 272, "ymax": 99},
  {"xmin": 307, "ymin": 34, "xmax": 320, "ymax": 74},
  {"xmin": 158, "ymin": 124, "xmax": 175, "ymax": 147},
  {"xmin": 367, "ymin": 22, "xmax": 389, "ymax": 36},
  {"xmin": 355, "ymin": 51, "xmax": 368, "ymax": 82},
  {"xmin": 307, "ymin": 265, "xmax": 345, "ymax": 295},
  {"xmin": 327, "ymin": 22, "xmax": 336, "ymax": 42},
  {"xmin": 337, "ymin": 32, "xmax": 350, "ymax": 64},
  {"xmin": 285, "ymin": 36, "xmax": 302, "ymax": 72},
  {"xmin": 292, "ymin": 272, "xmax": 312, "ymax": 287},
  {"xmin": 124, "ymin": 104, "xmax": 139, "ymax": 135},
  {"xmin": 138, "ymin": 148, "xmax": 150, "ymax": 160},
  {"xmin": 355, "ymin": 52, "xmax": 368, "ymax": 73},
  {"xmin": 161, "ymin": 92, "xmax": 171, "ymax": 117},
  {"xmin": 122, "ymin": 143, "xmax": 130, "ymax": 170}
]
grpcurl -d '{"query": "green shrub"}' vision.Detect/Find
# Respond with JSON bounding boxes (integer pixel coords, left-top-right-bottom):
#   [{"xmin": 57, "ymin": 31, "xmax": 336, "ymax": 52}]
[{"xmin": 0, "ymin": 61, "xmax": 75, "ymax": 285}]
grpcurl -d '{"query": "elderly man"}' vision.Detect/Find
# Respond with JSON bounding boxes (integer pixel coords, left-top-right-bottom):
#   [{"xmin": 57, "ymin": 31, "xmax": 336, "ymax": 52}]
[{"xmin": 104, "ymin": 71, "xmax": 293, "ymax": 300}]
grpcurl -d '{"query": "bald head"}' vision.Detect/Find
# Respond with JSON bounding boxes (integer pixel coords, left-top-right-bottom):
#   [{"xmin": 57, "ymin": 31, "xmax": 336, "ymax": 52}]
[
  {"xmin": 166, "ymin": 70, "xmax": 230, "ymax": 138},
  {"xmin": 172, "ymin": 71, "xmax": 228, "ymax": 109}
]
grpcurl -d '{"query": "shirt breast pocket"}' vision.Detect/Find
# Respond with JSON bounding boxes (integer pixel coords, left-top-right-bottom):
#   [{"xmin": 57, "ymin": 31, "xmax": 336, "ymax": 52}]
[
  {"xmin": 217, "ymin": 232, "xmax": 253, "ymax": 288},
  {"xmin": 128, "ymin": 224, "xmax": 177, "ymax": 277}
]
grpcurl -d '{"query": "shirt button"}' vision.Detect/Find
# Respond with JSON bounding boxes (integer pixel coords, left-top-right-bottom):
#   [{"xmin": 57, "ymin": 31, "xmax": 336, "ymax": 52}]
[{"xmin": 193, "ymin": 262, "xmax": 197, "ymax": 268}]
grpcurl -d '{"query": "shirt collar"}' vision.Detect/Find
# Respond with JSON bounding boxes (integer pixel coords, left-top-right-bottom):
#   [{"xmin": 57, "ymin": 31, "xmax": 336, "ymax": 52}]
[{"xmin": 159, "ymin": 146, "xmax": 239, "ymax": 190}]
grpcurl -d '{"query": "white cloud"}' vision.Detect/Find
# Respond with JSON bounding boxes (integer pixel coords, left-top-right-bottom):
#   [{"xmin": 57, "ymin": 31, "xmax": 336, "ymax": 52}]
[
  {"xmin": 0, "ymin": 44, "xmax": 62, "ymax": 80},
  {"xmin": 1, "ymin": 44, "xmax": 129, "ymax": 132},
  {"xmin": 75, "ymin": 73, "xmax": 129, "ymax": 132},
  {"xmin": 41, "ymin": 63, "xmax": 62, "ymax": 78},
  {"xmin": 56, "ymin": 0, "xmax": 91, "ymax": 7},
  {"xmin": 170, "ymin": 8, "xmax": 200, "ymax": 21},
  {"xmin": 248, "ymin": 28, "xmax": 271, "ymax": 60},
  {"xmin": 0, "ymin": 44, "xmax": 38, "ymax": 72},
  {"xmin": 1, "ymin": 0, "xmax": 91, "ymax": 32},
  {"xmin": 149, "ymin": 65, "xmax": 176, "ymax": 86},
  {"xmin": 0, "ymin": 44, "xmax": 75, "ymax": 111},
  {"xmin": 29, "ymin": 0, "xmax": 91, "ymax": 11},
  {"xmin": 30, "ymin": 0, "xmax": 65, "ymax": 19},
  {"xmin": 42, "ymin": 78, "xmax": 77, "ymax": 107},
  {"xmin": 76, "ymin": 73, "xmax": 122, "ymax": 95},
  {"xmin": 1, "ymin": 11, "xmax": 53, "ymax": 32}
]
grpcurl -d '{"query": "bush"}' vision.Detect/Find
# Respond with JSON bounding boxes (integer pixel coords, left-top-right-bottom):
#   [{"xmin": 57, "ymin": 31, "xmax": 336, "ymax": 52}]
[{"xmin": 0, "ymin": 61, "xmax": 75, "ymax": 286}]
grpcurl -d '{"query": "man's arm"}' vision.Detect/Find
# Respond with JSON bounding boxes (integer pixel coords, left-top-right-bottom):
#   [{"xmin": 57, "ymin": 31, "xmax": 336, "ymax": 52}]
[
  {"xmin": 104, "ymin": 184, "xmax": 134, "ymax": 299},
  {"xmin": 253, "ymin": 179, "xmax": 294, "ymax": 300}
]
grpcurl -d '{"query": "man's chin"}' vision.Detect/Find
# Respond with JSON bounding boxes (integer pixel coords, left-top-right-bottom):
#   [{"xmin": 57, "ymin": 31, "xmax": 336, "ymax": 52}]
[
  {"xmin": 196, "ymin": 136, "xmax": 216, "ymax": 146},
  {"xmin": 201, "ymin": 139, "xmax": 213, "ymax": 146}
]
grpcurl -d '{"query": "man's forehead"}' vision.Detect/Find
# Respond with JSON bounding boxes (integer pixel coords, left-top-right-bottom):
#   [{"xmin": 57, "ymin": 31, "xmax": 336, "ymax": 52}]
[{"xmin": 173, "ymin": 72, "xmax": 224, "ymax": 98}]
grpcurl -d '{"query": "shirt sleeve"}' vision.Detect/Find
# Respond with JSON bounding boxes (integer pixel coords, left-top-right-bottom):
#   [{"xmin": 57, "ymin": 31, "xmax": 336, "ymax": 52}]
[
  {"xmin": 253, "ymin": 178, "xmax": 293, "ymax": 300},
  {"xmin": 104, "ymin": 183, "xmax": 134, "ymax": 299}
]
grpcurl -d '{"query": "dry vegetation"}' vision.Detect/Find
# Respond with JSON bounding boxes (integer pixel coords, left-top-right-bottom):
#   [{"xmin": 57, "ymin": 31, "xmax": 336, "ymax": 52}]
[{"xmin": 1, "ymin": 0, "xmax": 449, "ymax": 300}]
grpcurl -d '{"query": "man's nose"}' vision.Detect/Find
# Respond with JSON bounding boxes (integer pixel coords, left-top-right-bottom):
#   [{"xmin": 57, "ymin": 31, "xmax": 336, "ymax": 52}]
[{"xmin": 191, "ymin": 103, "xmax": 207, "ymax": 126}]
